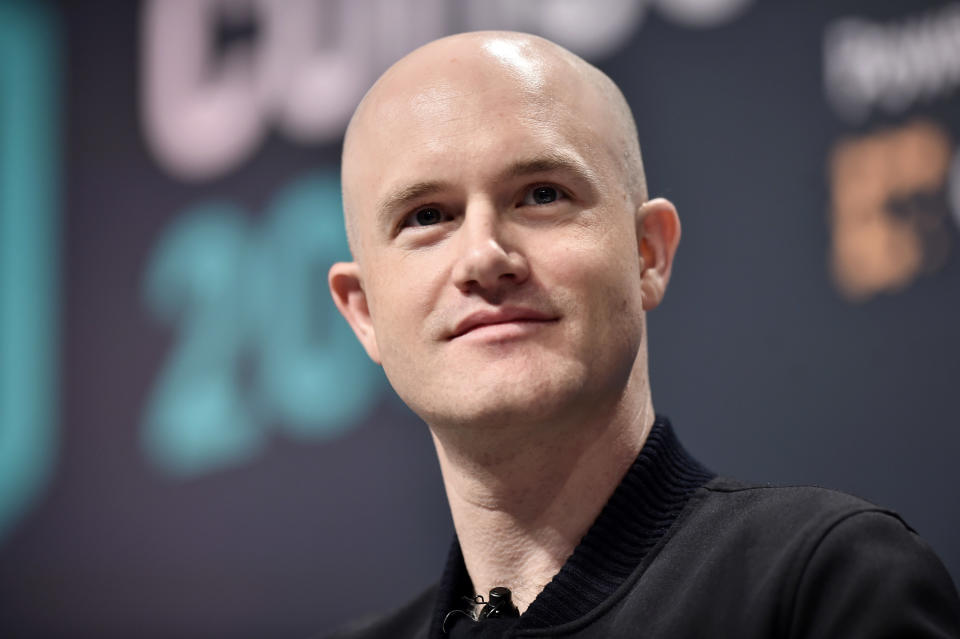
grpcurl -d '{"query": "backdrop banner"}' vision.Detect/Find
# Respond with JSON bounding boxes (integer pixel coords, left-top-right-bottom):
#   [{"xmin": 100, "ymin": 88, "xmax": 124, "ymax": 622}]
[{"xmin": 1, "ymin": 1, "xmax": 958, "ymax": 637}]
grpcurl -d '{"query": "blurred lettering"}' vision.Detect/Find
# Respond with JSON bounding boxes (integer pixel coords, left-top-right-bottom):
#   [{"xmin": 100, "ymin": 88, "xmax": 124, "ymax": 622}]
[
  {"xmin": 142, "ymin": 172, "xmax": 382, "ymax": 476},
  {"xmin": 462, "ymin": 0, "xmax": 646, "ymax": 57},
  {"xmin": 829, "ymin": 120, "xmax": 954, "ymax": 301},
  {"xmin": 0, "ymin": 1, "xmax": 60, "ymax": 540},
  {"xmin": 824, "ymin": 3, "xmax": 960, "ymax": 122},
  {"xmin": 141, "ymin": 0, "xmax": 754, "ymax": 181},
  {"xmin": 142, "ymin": 0, "xmax": 379, "ymax": 180},
  {"xmin": 952, "ymin": 149, "xmax": 960, "ymax": 230},
  {"xmin": 653, "ymin": 0, "xmax": 753, "ymax": 29}
]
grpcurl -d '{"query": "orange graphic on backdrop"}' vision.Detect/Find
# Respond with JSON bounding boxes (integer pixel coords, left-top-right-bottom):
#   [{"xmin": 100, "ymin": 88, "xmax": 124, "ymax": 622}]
[{"xmin": 829, "ymin": 119, "xmax": 953, "ymax": 301}]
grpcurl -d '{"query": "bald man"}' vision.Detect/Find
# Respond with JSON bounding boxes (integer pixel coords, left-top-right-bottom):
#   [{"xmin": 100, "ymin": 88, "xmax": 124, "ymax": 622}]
[{"xmin": 327, "ymin": 31, "xmax": 960, "ymax": 638}]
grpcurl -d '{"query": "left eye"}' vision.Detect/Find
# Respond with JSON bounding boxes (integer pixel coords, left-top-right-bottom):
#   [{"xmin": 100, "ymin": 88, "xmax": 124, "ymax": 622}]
[{"xmin": 522, "ymin": 185, "xmax": 563, "ymax": 206}]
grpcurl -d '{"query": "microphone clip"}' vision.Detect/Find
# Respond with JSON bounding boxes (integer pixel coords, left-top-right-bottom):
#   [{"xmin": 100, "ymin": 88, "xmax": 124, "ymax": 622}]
[{"xmin": 477, "ymin": 587, "xmax": 520, "ymax": 620}]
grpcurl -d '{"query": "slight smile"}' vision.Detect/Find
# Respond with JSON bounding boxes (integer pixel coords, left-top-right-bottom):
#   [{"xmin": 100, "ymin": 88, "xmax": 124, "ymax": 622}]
[{"xmin": 449, "ymin": 307, "xmax": 560, "ymax": 340}]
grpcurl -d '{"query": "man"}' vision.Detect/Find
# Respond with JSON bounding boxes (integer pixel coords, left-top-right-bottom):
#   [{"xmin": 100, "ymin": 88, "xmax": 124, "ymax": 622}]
[{"xmin": 327, "ymin": 31, "xmax": 960, "ymax": 638}]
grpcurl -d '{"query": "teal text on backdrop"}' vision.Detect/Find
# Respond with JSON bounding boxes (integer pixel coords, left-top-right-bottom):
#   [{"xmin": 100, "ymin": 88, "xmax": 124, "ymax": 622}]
[
  {"xmin": 141, "ymin": 172, "xmax": 383, "ymax": 477},
  {"xmin": 0, "ymin": 1, "xmax": 60, "ymax": 542}
]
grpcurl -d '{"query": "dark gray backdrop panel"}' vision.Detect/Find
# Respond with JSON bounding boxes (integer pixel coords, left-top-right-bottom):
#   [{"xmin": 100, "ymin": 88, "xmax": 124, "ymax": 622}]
[{"xmin": 0, "ymin": 1, "xmax": 957, "ymax": 637}]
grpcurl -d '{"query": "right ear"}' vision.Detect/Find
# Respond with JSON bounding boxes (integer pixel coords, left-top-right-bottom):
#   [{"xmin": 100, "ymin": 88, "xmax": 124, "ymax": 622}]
[{"xmin": 328, "ymin": 262, "xmax": 381, "ymax": 364}]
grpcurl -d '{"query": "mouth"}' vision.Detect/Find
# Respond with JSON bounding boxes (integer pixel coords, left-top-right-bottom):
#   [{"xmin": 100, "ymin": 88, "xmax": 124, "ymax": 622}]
[{"xmin": 449, "ymin": 307, "xmax": 559, "ymax": 340}]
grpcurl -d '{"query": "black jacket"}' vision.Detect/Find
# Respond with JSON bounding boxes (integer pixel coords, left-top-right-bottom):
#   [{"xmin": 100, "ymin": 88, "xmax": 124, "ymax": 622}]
[{"xmin": 328, "ymin": 419, "xmax": 960, "ymax": 638}]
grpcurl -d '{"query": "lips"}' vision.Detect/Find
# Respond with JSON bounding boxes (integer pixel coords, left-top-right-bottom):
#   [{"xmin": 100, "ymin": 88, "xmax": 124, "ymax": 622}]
[{"xmin": 449, "ymin": 307, "xmax": 558, "ymax": 339}]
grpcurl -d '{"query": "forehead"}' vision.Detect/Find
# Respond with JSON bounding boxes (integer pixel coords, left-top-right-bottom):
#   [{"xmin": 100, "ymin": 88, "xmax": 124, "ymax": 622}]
[
  {"xmin": 342, "ymin": 44, "xmax": 624, "ymax": 246},
  {"xmin": 377, "ymin": 85, "xmax": 583, "ymax": 171},
  {"xmin": 373, "ymin": 52, "xmax": 590, "ymax": 152}
]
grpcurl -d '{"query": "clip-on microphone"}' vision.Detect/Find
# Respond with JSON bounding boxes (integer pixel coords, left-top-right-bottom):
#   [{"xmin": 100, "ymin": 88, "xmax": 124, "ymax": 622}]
[{"xmin": 477, "ymin": 587, "xmax": 520, "ymax": 620}]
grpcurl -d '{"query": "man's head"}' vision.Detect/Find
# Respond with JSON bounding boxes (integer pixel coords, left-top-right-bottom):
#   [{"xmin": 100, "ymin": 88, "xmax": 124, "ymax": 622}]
[{"xmin": 330, "ymin": 31, "xmax": 680, "ymax": 432}]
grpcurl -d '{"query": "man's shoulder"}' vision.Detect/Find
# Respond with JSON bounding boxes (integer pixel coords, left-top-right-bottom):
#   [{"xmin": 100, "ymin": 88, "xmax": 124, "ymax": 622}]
[
  {"xmin": 323, "ymin": 583, "xmax": 437, "ymax": 639},
  {"xmin": 686, "ymin": 475, "xmax": 917, "ymax": 555},
  {"xmin": 634, "ymin": 476, "xmax": 960, "ymax": 637},
  {"xmin": 699, "ymin": 475, "xmax": 909, "ymax": 527}
]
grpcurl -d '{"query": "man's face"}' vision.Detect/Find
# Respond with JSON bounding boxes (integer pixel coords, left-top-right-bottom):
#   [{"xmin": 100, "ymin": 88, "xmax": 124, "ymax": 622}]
[{"xmin": 337, "ymin": 39, "xmax": 657, "ymax": 430}]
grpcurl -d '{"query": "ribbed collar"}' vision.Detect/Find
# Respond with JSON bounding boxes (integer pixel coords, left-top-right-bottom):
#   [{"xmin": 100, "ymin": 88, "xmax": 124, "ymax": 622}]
[{"xmin": 430, "ymin": 416, "xmax": 715, "ymax": 637}]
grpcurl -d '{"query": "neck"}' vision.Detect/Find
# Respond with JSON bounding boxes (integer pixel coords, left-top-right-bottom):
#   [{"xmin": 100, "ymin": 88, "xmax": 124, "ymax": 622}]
[{"xmin": 429, "ymin": 366, "xmax": 654, "ymax": 613}]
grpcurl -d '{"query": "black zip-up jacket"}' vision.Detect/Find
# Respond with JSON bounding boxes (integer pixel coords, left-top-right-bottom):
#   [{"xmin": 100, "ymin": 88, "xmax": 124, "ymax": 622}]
[{"xmin": 327, "ymin": 418, "xmax": 960, "ymax": 638}]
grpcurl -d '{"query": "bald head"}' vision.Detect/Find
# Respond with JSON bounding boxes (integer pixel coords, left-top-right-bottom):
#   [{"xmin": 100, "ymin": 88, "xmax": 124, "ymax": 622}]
[
  {"xmin": 329, "ymin": 30, "xmax": 680, "ymax": 432},
  {"xmin": 341, "ymin": 31, "xmax": 646, "ymax": 257}
]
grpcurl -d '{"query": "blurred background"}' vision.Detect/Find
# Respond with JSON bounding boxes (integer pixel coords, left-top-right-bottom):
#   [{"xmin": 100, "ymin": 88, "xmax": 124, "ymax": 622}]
[{"xmin": 1, "ymin": 0, "xmax": 959, "ymax": 636}]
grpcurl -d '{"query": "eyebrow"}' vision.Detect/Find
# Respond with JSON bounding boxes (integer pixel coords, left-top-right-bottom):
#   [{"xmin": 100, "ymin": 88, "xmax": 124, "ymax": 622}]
[
  {"xmin": 376, "ymin": 180, "xmax": 450, "ymax": 227},
  {"xmin": 499, "ymin": 152, "xmax": 598, "ymax": 187},
  {"xmin": 375, "ymin": 150, "xmax": 599, "ymax": 227}
]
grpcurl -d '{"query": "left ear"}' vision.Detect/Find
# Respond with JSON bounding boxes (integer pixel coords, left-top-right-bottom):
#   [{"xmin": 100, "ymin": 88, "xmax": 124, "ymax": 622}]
[{"xmin": 636, "ymin": 198, "xmax": 681, "ymax": 311}]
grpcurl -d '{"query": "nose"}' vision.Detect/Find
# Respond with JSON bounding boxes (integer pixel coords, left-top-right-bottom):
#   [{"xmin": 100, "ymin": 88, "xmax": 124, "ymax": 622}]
[{"xmin": 452, "ymin": 202, "xmax": 530, "ymax": 295}]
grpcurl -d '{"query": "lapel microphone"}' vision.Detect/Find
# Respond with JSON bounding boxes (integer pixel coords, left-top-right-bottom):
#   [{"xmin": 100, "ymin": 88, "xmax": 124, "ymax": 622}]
[{"xmin": 478, "ymin": 587, "xmax": 520, "ymax": 620}]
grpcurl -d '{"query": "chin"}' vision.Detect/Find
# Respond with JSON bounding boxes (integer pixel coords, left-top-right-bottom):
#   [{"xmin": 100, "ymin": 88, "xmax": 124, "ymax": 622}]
[{"xmin": 420, "ymin": 362, "xmax": 591, "ymax": 430}]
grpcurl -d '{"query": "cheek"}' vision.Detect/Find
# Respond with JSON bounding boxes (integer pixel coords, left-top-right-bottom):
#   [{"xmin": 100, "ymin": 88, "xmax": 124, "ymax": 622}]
[
  {"xmin": 543, "ymin": 221, "xmax": 642, "ymax": 291},
  {"xmin": 364, "ymin": 256, "xmax": 443, "ymax": 355},
  {"xmin": 538, "ymin": 225, "xmax": 645, "ymax": 334}
]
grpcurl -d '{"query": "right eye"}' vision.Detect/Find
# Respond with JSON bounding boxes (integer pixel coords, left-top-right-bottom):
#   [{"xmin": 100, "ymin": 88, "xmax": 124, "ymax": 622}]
[
  {"xmin": 415, "ymin": 207, "xmax": 442, "ymax": 225},
  {"xmin": 403, "ymin": 206, "xmax": 449, "ymax": 228}
]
